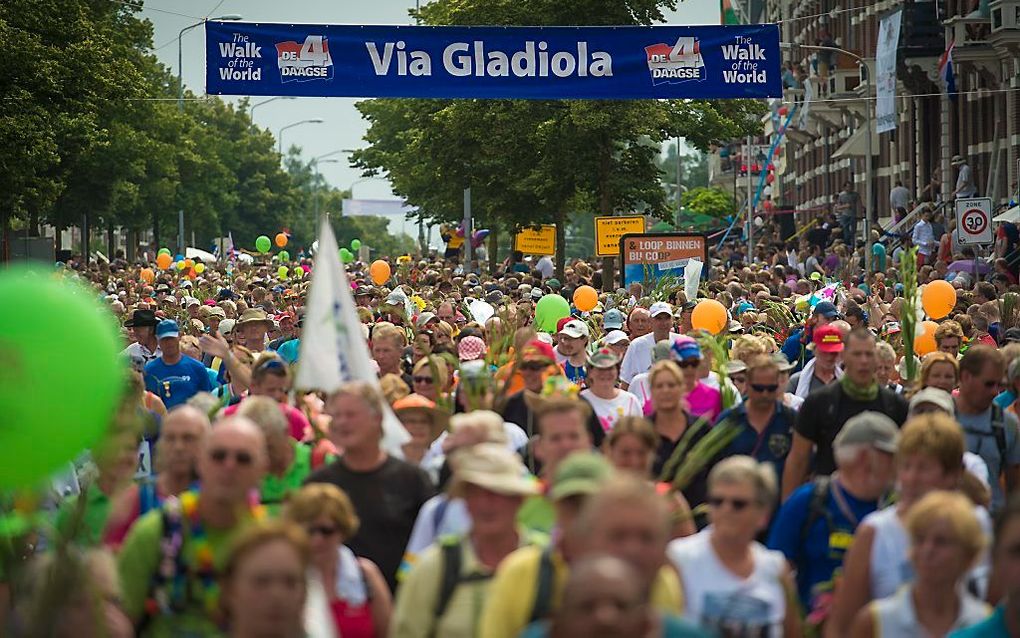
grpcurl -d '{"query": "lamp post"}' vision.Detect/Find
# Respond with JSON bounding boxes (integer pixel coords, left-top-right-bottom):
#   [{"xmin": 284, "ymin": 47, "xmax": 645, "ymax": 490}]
[
  {"xmin": 250, "ymin": 96, "xmax": 295, "ymax": 126},
  {"xmin": 177, "ymin": 14, "xmax": 242, "ymax": 253},
  {"xmin": 784, "ymin": 42, "xmax": 873, "ymax": 272},
  {"xmin": 313, "ymin": 158, "xmax": 340, "ymax": 219},
  {"xmin": 278, "ymin": 119, "xmax": 325, "ymax": 157}
]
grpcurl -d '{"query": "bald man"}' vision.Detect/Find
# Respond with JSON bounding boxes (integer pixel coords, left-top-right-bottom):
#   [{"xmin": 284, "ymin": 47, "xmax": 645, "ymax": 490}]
[{"xmin": 118, "ymin": 417, "xmax": 268, "ymax": 636}]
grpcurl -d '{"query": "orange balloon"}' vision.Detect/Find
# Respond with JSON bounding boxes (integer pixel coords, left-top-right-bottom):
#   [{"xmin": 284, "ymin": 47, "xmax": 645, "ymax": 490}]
[
  {"xmin": 187, "ymin": 268, "xmax": 197, "ymax": 280},
  {"xmin": 275, "ymin": 233, "xmax": 288, "ymax": 248},
  {"xmin": 156, "ymin": 253, "xmax": 173, "ymax": 270},
  {"xmin": 921, "ymin": 280, "xmax": 956, "ymax": 320},
  {"xmin": 183, "ymin": 259, "xmax": 193, "ymax": 269},
  {"xmin": 914, "ymin": 320, "xmax": 939, "ymax": 356},
  {"xmin": 691, "ymin": 299, "xmax": 728, "ymax": 335},
  {"xmin": 140, "ymin": 268, "xmax": 155, "ymax": 283},
  {"xmin": 573, "ymin": 285, "xmax": 598, "ymax": 312},
  {"xmin": 370, "ymin": 260, "xmax": 391, "ymax": 286}
]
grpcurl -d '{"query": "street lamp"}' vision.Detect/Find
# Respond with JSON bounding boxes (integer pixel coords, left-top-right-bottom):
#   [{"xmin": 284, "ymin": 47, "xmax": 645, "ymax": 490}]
[
  {"xmin": 278, "ymin": 119, "xmax": 325, "ymax": 156},
  {"xmin": 176, "ymin": 13, "xmax": 242, "ymax": 254},
  {"xmin": 782, "ymin": 42, "xmax": 873, "ymax": 272},
  {"xmin": 250, "ymin": 96, "xmax": 296, "ymax": 126},
  {"xmin": 313, "ymin": 158, "xmax": 341, "ymax": 219}
]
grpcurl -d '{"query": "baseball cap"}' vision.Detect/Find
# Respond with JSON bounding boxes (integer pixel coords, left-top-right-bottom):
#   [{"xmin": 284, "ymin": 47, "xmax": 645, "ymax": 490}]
[
  {"xmin": 519, "ymin": 340, "xmax": 556, "ymax": 364},
  {"xmin": 908, "ymin": 387, "xmax": 955, "ymax": 415},
  {"xmin": 833, "ymin": 411, "xmax": 899, "ymax": 454},
  {"xmin": 671, "ymin": 336, "xmax": 701, "ymax": 360},
  {"xmin": 546, "ymin": 278, "xmax": 562, "ymax": 290},
  {"xmin": 726, "ymin": 359, "xmax": 748, "ymax": 375},
  {"xmin": 1004, "ymin": 327, "xmax": 1020, "ymax": 344},
  {"xmin": 206, "ymin": 306, "xmax": 226, "ymax": 320},
  {"xmin": 813, "ymin": 324, "xmax": 845, "ymax": 353},
  {"xmin": 813, "ymin": 301, "xmax": 841, "ymax": 320},
  {"xmin": 530, "ymin": 288, "xmax": 544, "ymax": 301},
  {"xmin": 649, "ymin": 301, "xmax": 673, "ymax": 317},
  {"xmin": 603, "ymin": 308, "xmax": 625, "ymax": 330},
  {"xmin": 587, "ymin": 348, "xmax": 620, "ymax": 369},
  {"xmin": 458, "ymin": 335, "xmax": 487, "ymax": 362},
  {"xmin": 415, "ymin": 312, "xmax": 438, "ymax": 330},
  {"xmin": 603, "ymin": 330, "xmax": 629, "ymax": 346},
  {"xmin": 155, "ymin": 319, "xmax": 180, "ymax": 340},
  {"xmin": 558, "ymin": 319, "xmax": 590, "ymax": 339},
  {"xmin": 219, "ymin": 319, "xmax": 236, "ymax": 336},
  {"xmin": 549, "ymin": 452, "xmax": 613, "ymax": 501}
]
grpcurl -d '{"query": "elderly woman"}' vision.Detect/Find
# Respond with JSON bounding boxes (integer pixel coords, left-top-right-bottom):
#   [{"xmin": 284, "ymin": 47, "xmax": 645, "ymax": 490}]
[
  {"xmin": 920, "ymin": 352, "xmax": 959, "ymax": 393},
  {"xmin": 828, "ymin": 413, "xmax": 991, "ymax": 636},
  {"xmin": 220, "ymin": 522, "xmax": 313, "ymax": 638},
  {"xmin": 411, "ymin": 355, "xmax": 449, "ymax": 403},
  {"xmin": 580, "ymin": 348, "xmax": 642, "ymax": 434},
  {"xmin": 284, "ymin": 484, "xmax": 392, "ymax": 637},
  {"xmin": 667, "ymin": 456, "xmax": 800, "ymax": 636},
  {"xmin": 671, "ymin": 336, "xmax": 723, "ymax": 422},
  {"xmin": 647, "ymin": 360, "xmax": 695, "ymax": 477},
  {"xmin": 850, "ymin": 491, "xmax": 990, "ymax": 637},
  {"xmin": 393, "ymin": 393, "xmax": 450, "ymax": 475}
]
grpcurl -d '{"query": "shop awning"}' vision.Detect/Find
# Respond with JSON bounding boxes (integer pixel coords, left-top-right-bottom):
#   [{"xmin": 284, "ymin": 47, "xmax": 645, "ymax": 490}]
[{"xmin": 993, "ymin": 206, "xmax": 1020, "ymax": 223}]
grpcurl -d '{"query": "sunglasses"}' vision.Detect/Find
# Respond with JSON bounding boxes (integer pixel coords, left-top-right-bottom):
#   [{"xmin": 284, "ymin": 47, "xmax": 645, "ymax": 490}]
[
  {"xmin": 413, "ymin": 376, "xmax": 434, "ymax": 385},
  {"xmin": 209, "ymin": 448, "xmax": 254, "ymax": 466},
  {"xmin": 750, "ymin": 383, "xmax": 779, "ymax": 393},
  {"xmin": 305, "ymin": 525, "xmax": 340, "ymax": 538},
  {"xmin": 708, "ymin": 496, "xmax": 751, "ymax": 511},
  {"xmin": 520, "ymin": 362, "xmax": 547, "ymax": 371},
  {"xmin": 678, "ymin": 359, "xmax": 701, "ymax": 369}
]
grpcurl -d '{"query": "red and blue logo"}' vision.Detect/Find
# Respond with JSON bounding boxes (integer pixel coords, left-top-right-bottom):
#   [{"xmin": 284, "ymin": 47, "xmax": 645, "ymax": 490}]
[
  {"xmin": 276, "ymin": 35, "xmax": 334, "ymax": 83},
  {"xmin": 645, "ymin": 37, "xmax": 705, "ymax": 85}
]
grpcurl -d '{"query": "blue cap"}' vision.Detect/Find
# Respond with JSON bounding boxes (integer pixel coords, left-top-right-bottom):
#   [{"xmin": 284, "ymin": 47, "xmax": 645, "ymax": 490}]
[
  {"xmin": 671, "ymin": 336, "xmax": 702, "ymax": 360},
  {"xmin": 735, "ymin": 301, "xmax": 755, "ymax": 316},
  {"xmin": 812, "ymin": 301, "xmax": 841, "ymax": 319},
  {"xmin": 156, "ymin": 319, "xmax": 180, "ymax": 340},
  {"xmin": 603, "ymin": 308, "xmax": 625, "ymax": 330}
]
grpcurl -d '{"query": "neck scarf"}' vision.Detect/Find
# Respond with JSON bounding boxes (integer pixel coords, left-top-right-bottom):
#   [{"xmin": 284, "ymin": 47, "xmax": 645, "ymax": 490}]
[{"xmin": 841, "ymin": 374, "xmax": 879, "ymax": 402}]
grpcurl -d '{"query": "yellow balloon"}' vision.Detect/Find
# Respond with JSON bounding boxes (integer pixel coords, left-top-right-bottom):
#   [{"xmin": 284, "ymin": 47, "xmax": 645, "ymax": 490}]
[
  {"xmin": 194, "ymin": 263, "xmax": 206, "ymax": 274},
  {"xmin": 176, "ymin": 261, "xmax": 186, "ymax": 271},
  {"xmin": 691, "ymin": 299, "xmax": 728, "ymax": 335}
]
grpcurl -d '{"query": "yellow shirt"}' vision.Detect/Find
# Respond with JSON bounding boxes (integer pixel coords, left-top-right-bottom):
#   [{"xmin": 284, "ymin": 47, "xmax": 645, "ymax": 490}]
[{"xmin": 478, "ymin": 545, "xmax": 684, "ymax": 638}]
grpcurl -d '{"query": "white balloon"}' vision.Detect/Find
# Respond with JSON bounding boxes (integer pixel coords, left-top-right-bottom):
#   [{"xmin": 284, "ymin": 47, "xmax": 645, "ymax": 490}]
[{"xmin": 754, "ymin": 216, "xmax": 764, "ymax": 227}]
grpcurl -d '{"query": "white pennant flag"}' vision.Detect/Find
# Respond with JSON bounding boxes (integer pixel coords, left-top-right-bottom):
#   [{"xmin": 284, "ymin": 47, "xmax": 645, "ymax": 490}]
[
  {"xmin": 296, "ymin": 216, "xmax": 410, "ymax": 456},
  {"xmin": 684, "ymin": 258, "xmax": 703, "ymax": 303}
]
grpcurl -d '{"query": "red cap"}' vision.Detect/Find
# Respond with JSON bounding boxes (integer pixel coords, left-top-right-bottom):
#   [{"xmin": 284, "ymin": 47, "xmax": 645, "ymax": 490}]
[
  {"xmin": 520, "ymin": 340, "xmax": 556, "ymax": 364},
  {"xmin": 556, "ymin": 316, "xmax": 573, "ymax": 334},
  {"xmin": 813, "ymin": 324, "xmax": 845, "ymax": 353}
]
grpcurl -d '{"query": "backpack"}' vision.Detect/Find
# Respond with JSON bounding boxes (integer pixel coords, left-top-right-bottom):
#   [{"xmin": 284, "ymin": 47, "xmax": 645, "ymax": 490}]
[
  {"xmin": 960, "ymin": 403, "xmax": 1009, "ymax": 465},
  {"xmin": 798, "ymin": 475, "xmax": 834, "ymax": 548}
]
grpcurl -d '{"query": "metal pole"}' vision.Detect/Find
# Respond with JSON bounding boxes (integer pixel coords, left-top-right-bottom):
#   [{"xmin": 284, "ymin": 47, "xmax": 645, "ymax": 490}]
[
  {"xmin": 177, "ymin": 23, "xmax": 194, "ymax": 256},
  {"xmin": 676, "ymin": 136, "xmax": 683, "ymax": 225},
  {"xmin": 313, "ymin": 161, "xmax": 320, "ymax": 220},
  {"xmin": 863, "ymin": 63, "xmax": 874, "ymax": 273},
  {"xmin": 747, "ymin": 135, "xmax": 754, "ymax": 259},
  {"xmin": 463, "ymin": 187, "xmax": 472, "ymax": 267}
]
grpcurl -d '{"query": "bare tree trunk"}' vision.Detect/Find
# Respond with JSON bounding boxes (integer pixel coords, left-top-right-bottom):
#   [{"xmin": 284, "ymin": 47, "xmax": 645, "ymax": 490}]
[
  {"xmin": 598, "ymin": 142, "xmax": 615, "ymax": 292},
  {"xmin": 488, "ymin": 225, "xmax": 499, "ymax": 274},
  {"xmin": 555, "ymin": 210, "xmax": 566, "ymax": 280}
]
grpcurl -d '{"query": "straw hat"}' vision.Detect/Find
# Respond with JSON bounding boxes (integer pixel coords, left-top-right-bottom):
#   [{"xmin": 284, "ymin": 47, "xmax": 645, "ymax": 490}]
[{"xmin": 448, "ymin": 443, "xmax": 538, "ymax": 498}]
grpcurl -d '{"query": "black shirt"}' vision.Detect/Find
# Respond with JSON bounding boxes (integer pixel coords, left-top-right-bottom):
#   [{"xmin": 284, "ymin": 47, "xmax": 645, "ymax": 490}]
[
  {"xmin": 305, "ymin": 455, "xmax": 434, "ymax": 592},
  {"xmin": 795, "ymin": 383, "xmax": 909, "ymax": 475}
]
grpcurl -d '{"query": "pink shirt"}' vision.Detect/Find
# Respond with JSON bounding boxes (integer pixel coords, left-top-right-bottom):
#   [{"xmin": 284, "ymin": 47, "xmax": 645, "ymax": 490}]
[
  {"xmin": 684, "ymin": 382, "xmax": 723, "ymax": 423},
  {"xmin": 223, "ymin": 400, "xmax": 311, "ymax": 441}
]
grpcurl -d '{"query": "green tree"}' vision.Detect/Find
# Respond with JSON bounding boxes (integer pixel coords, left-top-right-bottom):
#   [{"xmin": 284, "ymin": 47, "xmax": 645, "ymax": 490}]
[{"xmin": 681, "ymin": 186, "xmax": 736, "ymax": 219}]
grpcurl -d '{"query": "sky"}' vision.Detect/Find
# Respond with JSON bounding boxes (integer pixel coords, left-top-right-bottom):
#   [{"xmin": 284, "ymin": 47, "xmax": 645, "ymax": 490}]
[{"xmin": 144, "ymin": 0, "xmax": 720, "ymax": 202}]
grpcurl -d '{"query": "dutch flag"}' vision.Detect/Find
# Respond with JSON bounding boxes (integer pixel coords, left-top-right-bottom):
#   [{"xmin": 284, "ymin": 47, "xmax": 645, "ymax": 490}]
[{"xmin": 939, "ymin": 40, "xmax": 957, "ymax": 100}]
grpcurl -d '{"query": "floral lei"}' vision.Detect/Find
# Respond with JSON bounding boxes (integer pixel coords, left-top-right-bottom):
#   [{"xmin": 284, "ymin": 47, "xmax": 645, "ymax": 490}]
[{"xmin": 144, "ymin": 490, "xmax": 266, "ymax": 623}]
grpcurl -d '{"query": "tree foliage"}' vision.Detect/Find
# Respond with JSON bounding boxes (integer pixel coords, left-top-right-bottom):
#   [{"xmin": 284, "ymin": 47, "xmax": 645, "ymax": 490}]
[{"xmin": 681, "ymin": 186, "xmax": 737, "ymax": 219}]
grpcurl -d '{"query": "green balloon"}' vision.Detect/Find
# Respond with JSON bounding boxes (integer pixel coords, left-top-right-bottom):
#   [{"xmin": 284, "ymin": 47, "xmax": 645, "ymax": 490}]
[
  {"xmin": 255, "ymin": 235, "xmax": 271, "ymax": 254},
  {"xmin": 350, "ymin": 239, "xmax": 361, "ymax": 251},
  {"xmin": 535, "ymin": 294, "xmax": 571, "ymax": 333},
  {"xmin": 339, "ymin": 248, "xmax": 354, "ymax": 264},
  {"xmin": 0, "ymin": 269, "xmax": 123, "ymax": 488},
  {"xmin": 277, "ymin": 266, "xmax": 289, "ymax": 279},
  {"xmin": 157, "ymin": 248, "xmax": 171, "ymax": 257},
  {"xmin": 278, "ymin": 250, "xmax": 290, "ymax": 262}
]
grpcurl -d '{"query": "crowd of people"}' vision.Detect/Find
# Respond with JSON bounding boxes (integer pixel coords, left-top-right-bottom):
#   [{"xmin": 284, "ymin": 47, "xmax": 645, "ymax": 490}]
[{"xmin": 5, "ymin": 223, "xmax": 1020, "ymax": 638}]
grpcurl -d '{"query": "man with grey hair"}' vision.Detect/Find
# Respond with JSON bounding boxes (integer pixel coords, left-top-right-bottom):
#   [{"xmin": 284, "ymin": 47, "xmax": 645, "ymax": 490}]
[
  {"xmin": 767, "ymin": 412, "xmax": 898, "ymax": 618},
  {"xmin": 236, "ymin": 395, "xmax": 311, "ymax": 513},
  {"xmin": 306, "ymin": 381, "xmax": 434, "ymax": 592},
  {"xmin": 118, "ymin": 416, "xmax": 268, "ymax": 635}
]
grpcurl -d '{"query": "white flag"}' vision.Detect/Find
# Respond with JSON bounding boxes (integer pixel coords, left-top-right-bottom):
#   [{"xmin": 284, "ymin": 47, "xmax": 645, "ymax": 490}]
[
  {"xmin": 296, "ymin": 216, "xmax": 410, "ymax": 455},
  {"xmin": 684, "ymin": 259, "xmax": 703, "ymax": 303}
]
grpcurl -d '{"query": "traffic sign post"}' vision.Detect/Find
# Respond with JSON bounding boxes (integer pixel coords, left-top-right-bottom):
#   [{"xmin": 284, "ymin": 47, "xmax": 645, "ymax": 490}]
[{"xmin": 956, "ymin": 197, "xmax": 993, "ymax": 245}]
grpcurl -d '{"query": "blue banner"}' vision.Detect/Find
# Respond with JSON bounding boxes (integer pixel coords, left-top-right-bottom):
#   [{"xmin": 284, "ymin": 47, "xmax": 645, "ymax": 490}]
[{"xmin": 205, "ymin": 22, "xmax": 781, "ymax": 100}]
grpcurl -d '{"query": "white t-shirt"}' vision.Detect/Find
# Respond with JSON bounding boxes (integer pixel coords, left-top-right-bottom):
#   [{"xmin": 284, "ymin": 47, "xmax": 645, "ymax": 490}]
[
  {"xmin": 536, "ymin": 256, "xmax": 554, "ymax": 279},
  {"xmin": 628, "ymin": 372, "xmax": 654, "ymax": 414},
  {"xmin": 580, "ymin": 389, "xmax": 643, "ymax": 433},
  {"xmin": 668, "ymin": 529, "xmax": 787, "ymax": 637},
  {"xmin": 619, "ymin": 331, "xmax": 679, "ymax": 384}
]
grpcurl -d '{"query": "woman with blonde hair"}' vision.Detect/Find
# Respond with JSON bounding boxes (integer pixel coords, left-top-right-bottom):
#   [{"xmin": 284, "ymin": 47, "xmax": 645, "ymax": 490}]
[
  {"xmin": 411, "ymin": 355, "xmax": 449, "ymax": 403},
  {"xmin": 284, "ymin": 484, "xmax": 392, "ymax": 637},
  {"xmin": 920, "ymin": 352, "xmax": 960, "ymax": 393},
  {"xmin": 850, "ymin": 491, "xmax": 990, "ymax": 637},
  {"xmin": 647, "ymin": 360, "xmax": 694, "ymax": 477}
]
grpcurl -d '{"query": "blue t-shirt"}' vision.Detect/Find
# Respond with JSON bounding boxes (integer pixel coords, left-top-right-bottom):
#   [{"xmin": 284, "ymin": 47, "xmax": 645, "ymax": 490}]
[
  {"xmin": 995, "ymin": 390, "xmax": 1016, "ymax": 410},
  {"xmin": 563, "ymin": 361, "xmax": 587, "ymax": 385},
  {"xmin": 144, "ymin": 355, "xmax": 214, "ymax": 409},
  {"xmin": 871, "ymin": 242, "xmax": 887, "ymax": 272},
  {"xmin": 767, "ymin": 478, "xmax": 879, "ymax": 611},
  {"xmin": 948, "ymin": 604, "xmax": 1007, "ymax": 637},
  {"xmin": 781, "ymin": 328, "xmax": 812, "ymax": 373}
]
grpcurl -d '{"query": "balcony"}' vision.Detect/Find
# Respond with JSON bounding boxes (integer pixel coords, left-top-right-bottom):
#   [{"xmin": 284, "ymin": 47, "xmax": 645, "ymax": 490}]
[
  {"xmin": 945, "ymin": 13, "xmax": 993, "ymax": 63},
  {"xmin": 990, "ymin": 0, "xmax": 1020, "ymax": 47}
]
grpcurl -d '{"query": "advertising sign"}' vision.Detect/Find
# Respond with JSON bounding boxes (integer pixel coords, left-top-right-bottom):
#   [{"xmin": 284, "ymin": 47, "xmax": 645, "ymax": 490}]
[
  {"xmin": 875, "ymin": 9, "xmax": 902, "ymax": 133},
  {"xmin": 514, "ymin": 225, "xmax": 557, "ymax": 255},
  {"xmin": 595, "ymin": 215, "xmax": 645, "ymax": 256},
  {"xmin": 206, "ymin": 22, "xmax": 782, "ymax": 100},
  {"xmin": 620, "ymin": 233, "xmax": 707, "ymax": 286}
]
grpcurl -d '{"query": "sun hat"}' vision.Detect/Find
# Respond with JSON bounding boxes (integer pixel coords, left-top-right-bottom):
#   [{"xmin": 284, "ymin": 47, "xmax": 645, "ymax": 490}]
[
  {"xmin": 124, "ymin": 309, "xmax": 159, "ymax": 328},
  {"xmin": 155, "ymin": 319, "xmax": 180, "ymax": 340},
  {"xmin": 813, "ymin": 324, "xmax": 845, "ymax": 353},
  {"xmin": 449, "ymin": 443, "xmax": 538, "ymax": 498},
  {"xmin": 951, "ymin": 154, "xmax": 966, "ymax": 166},
  {"xmin": 235, "ymin": 308, "xmax": 273, "ymax": 330},
  {"xmin": 587, "ymin": 348, "xmax": 621, "ymax": 369},
  {"xmin": 458, "ymin": 335, "xmax": 487, "ymax": 362},
  {"xmin": 603, "ymin": 308, "xmax": 625, "ymax": 330},
  {"xmin": 392, "ymin": 393, "xmax": 450, "ymax": 435},
  {"xmin": 771, "ymin": 352, "xmax": 795, "ymax": 372},
  {"xmin": 219, "ymin": 319, "xmax": 236, "ymax": 336},
  {"xmin": 908, "ymin": 387, "xmax": 955, "ymax": 415},
  {"xmin": 548, "ymin": 452, "xmax": 613, "ymax": 501},
  {"xmin": 833, "ymin": 411, "xmax": 899, "ymax": 453},
  {"xmin": 448, "ymin": 410, "xmax": 508, "ymax": 446}
]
